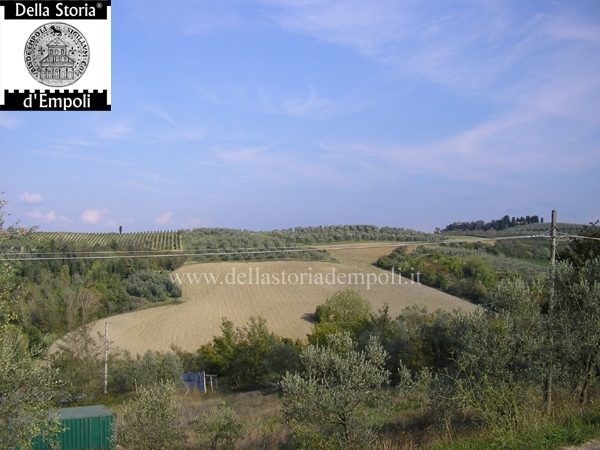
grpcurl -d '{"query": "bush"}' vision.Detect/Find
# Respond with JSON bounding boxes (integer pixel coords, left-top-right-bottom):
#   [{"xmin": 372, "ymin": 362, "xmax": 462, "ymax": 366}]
[
  {"xmin": 309, "ymin": 289, "xmax": 372, "ymax": 344},
  {"xmin": 124, "ymin": 269, "xmax": 181, "ymax": 301},
  {"xmin": 117, "ymin": 381, "xmax": 183, "ymax": 450},
  {"xmin": 193, "ymin": 402, "xmax": 243, "ymax": 450},
  {"xmin": 109, "ymin": 351, "xmax": 183, "ymax": 394},
  {"xmin": 198, "ymin": 317, "xmax": 301, "ymax": 390},
  {"xmin": 281, "ymin": 333, "xmax": 389, "ymax": 449}
]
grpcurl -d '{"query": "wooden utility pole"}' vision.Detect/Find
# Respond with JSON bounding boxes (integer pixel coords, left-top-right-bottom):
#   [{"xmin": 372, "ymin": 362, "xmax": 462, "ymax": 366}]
[
  {"xmin": 550, "ymin": 210, "xmax": 557, "ymax": 293},
  {"xmin": 104, "ymin": 321, "xmax": 109, "ymax": 395},
  {"xmin": 545, "ymin": 210, "xmax": 558, "ymax": 414}
]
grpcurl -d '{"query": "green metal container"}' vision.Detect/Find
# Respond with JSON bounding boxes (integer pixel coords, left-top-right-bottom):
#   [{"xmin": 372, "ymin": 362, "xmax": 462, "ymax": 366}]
[{"xmin": 32, "ymin": 405, "xmax": 114, "ymax": 450}]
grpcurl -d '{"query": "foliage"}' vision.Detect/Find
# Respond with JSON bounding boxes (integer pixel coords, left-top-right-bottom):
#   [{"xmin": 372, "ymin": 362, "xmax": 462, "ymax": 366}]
[
  {"xmin": 50, "ymin": 325, "xmax": 107, "ymax": 399},
  {"xmin": 193, "ymin": 402, "xmax": 243, "ymax": 450},
  {"xmin": 109, "ymin": 351, "xmax": 183, "ymax": 395},
  {"xmin": 442, "ymin": 214, "xmax": 542, "ymax": 232},
  {"xmin": 552, "ymin": 258, "xmax": 600, "ymax": 406},
  {"xmin": 377, "ymin": 247, "xmax": 498, "ymax": 303},
  {"xmin": 0, "ymin": 262, "xmax": 19, "ymax": 328},
  {"xmin": 560, "ymin": 225, "xmax": 600, "ymax": 268},
  {"xmin": 309, "ymin": 289, "xmax": 372, "ymax": 344},
  {"xmin": 31, "ymin": 230, "xmax": 182, "ymax": 250},
  {"xmin": 13, "ymin": 246, "xmax": 183, "ymax": 347},
  {"xmin": 51, "ymin": 325, "xmax": 183, "ymax": 398},
  {"xmin": 196, "ymin": 317, "xmax": 302, "ymax": 390},
  {"xmin": 117, "ymin": 381, "xmax": 183, "ymax": 450},
  {"xmin": 364, "ymin": 306, "xmax": 458, "ymax": 381},
  {"xmin": 124, "ymin": 269, "xmax": 182, "ymax": 301},
  {"xmin": 0, "ymin": 327, "xmax": 61, "ymax": 450},
  {"xmin": 281, "ymin": 333, "xmax": 390, "ymax": 449}
]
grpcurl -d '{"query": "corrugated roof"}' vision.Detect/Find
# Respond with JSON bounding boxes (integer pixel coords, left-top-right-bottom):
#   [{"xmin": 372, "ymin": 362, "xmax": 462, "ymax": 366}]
[{"xmin": 57, "ymin": 405, "xmax": 114, "ymax": 420}]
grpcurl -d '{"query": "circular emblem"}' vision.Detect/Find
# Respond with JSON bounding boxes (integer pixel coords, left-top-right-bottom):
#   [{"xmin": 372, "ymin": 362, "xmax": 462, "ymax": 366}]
[{"xmin": 24, "ymin": 23, "xmax": 90, "ymax": 87}]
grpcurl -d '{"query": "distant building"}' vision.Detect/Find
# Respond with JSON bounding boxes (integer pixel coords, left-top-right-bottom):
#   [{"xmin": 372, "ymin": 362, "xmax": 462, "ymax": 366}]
[{"xmin": 40, "ymin": 38, "xmax": 75, "ymax": 81}]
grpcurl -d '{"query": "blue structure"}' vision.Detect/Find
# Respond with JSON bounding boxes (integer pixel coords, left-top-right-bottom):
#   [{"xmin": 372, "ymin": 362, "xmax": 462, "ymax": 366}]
[{"xmin": 182, "ymin": 371, "xmax": 207, "ymax": 393}]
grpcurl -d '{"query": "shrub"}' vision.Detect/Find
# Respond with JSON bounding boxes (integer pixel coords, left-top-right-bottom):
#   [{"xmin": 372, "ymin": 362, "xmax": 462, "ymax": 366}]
[
  {"xmin": 281, "ymin": 333, "xmax": 389, "ymax": 449},
  {"xmin": 117, "ymin": 381, "xmax": 183, "ymax": 450}
]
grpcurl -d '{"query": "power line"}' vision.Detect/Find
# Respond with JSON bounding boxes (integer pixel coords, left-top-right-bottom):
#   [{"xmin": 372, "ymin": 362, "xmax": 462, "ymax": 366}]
[{"xmin": 0, "ymin": 234, "xmax": 549, "ymax": 262}]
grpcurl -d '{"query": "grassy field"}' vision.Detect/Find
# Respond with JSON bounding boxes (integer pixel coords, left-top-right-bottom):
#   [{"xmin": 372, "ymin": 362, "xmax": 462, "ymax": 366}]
[{"xmin": 89, "ymin": 244, "xmax": 475, "ymax": 355}]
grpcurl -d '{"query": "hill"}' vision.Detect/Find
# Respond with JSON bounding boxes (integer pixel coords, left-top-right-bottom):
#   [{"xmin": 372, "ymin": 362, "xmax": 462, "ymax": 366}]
[{"xmin": 87, "ymin": 243, "xmax": 475, "ymax": 355}]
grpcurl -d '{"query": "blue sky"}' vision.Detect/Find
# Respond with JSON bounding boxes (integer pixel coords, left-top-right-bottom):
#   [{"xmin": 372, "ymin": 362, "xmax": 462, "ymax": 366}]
[{"xmin": 1, "ymin": 0, "xmax": 599, "ymax": 232}]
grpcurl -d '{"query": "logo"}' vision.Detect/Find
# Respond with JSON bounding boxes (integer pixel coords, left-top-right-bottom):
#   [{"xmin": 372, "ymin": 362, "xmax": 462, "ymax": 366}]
[{"xmin": 24, "ymin": 22, "xmax": 90, "ymax": 87}]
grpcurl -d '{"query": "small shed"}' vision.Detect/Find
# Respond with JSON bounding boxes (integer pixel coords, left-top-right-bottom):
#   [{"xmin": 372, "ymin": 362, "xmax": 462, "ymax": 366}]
[
  {"xmin": 32, "ymin": 405, "xmax": 114, "ymax": 450},
  {"xmin": 182, "ymin": 371, "xmax": 218, "ymax": 393}
]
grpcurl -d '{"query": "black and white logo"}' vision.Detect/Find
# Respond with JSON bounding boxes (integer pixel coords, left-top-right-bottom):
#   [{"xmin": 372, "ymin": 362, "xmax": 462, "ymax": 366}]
[
  {"xmin": 0, "ymin": 1, "xmax": 111, "ymax": 111},
  {"xmin": 24, "ymin": 23, "xmax": 90, "ymax": 87}
]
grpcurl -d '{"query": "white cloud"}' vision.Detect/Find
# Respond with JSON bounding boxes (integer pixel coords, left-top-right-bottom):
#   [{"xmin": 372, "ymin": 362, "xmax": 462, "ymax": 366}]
[
  {"xmin": 80, "ymin": 208, "xmax": 109, "ymax": 225},
  {"xmin": 26, "ymin": 209, "xmax": 70, "ymax": 223},
  {"xmin": 18, "ymin": 192, "xmax": 43, "ymax": 204},
  {"xmin": 155, "ymin": 211, "xmax": 173, "ymax": 225}
]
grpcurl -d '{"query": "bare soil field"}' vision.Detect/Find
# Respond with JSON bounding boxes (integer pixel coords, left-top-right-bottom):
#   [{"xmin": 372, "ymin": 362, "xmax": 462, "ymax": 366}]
[{"xmin": 89, "ymin": 244, "xmax": 476, "ymax": 355}]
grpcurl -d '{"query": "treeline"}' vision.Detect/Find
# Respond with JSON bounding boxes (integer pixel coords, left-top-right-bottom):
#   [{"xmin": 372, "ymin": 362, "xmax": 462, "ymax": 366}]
[
  {"xmin": 442, "ymin": 214, "xmax": 542, "ymax": 232},
  {"xmin": 15, "ymin": 241, "xmax": 183, "ymax": 348},
  {"xmin": 184, "ymin": 225, "xmax": 437, "ymax": 251},
  {"xmin": 376, "ymin": 240, "xmax": 549, "ymax": 303}
]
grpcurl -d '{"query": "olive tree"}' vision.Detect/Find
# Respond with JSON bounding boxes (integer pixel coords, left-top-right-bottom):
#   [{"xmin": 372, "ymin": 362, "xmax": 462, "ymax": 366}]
[
  {"xmin": 0, "ymin": 201, "xmax": 60, "ymax": 449},
  {"xmin": 193, "ymin": 402, "xmax": 242, "ymax": 450},
  {"xmin": 281, "ymin": 333, "xmax": 389, "ymax": 450},
  {"xmin": 117, "ymin": 381, "xmax": 183, "ymax": 450},
  {"xmin": 0, "ymin": 325, "xmax": 61, "ymax": 449}
]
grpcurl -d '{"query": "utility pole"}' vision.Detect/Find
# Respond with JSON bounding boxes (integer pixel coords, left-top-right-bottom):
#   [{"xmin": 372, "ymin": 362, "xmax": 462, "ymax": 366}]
[
  {"xmin": 545, "ymin": 210, "xmax": 558, "ymax": 414},
  {"xmin": 550, "ymin": 210, "xmax": 557, "ymax": 294},
  {"xmin": 104, "ymin": 321, "xmax": 109, "ymax": 395}
]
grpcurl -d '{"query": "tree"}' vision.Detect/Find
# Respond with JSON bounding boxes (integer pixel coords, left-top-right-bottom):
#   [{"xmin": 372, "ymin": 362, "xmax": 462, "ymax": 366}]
[
  {"xmin": 560, "ymin": 225, "xmax": 600, "ymax": 269},
  {"xmin": 193, "ymin": 402, "xmax": 243, "ymax": 450},
  {"xmin": 117, "ymin": 381, "xmax": 183, "ymax": 450},
  {"xmin": 199, "ymin": 317, "xmax": 299, "ymax": 390},
  {"xmin": 281, "ymin": 333, "xmax": 389, "ymax": 450},
  {"xmin": 309, "ymin": 290, "xmax": 372, "ymax": 344},
  {"xmin": 0, "ymin": 328, "xmax": 61, "ymax": 449},
  {"xmin": 0, "ymin": 198, "xmax": 60, "ymax": 449}
]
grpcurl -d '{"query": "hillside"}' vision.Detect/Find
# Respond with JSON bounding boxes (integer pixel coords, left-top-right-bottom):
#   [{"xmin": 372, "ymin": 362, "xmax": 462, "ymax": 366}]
[{"xmin": 88, "ymin": 243, "xmax": 475, "ymax": 354}]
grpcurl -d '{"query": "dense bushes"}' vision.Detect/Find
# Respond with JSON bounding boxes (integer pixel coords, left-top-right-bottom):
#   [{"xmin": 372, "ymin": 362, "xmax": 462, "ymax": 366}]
[
  {"xmin": 178, "ymin": 317, "xmax": 302, "ymax": 390},
  {"xmin": 124, "ymin": 269, "xmax": 181, "ymax": 301},
  {"xmin": 309, "ymin": 289, "xmax": 373, "ymax": 344},
  {"xmin": 377, "ymin": 247, "xmax": 498, "ymax": 303},
  {"xmin": 13, "ymin": 245, "xmax": 184, "ymax": 347}
]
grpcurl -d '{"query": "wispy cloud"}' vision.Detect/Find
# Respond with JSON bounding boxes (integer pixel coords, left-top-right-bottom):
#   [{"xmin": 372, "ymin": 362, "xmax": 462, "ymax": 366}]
[
  {"xmin": 19, "ymin": 192, "xmax": 43, "ymax": 204},
  {"xmin": 129, "ymin": 0, "xmax": 241, "ymax": 36},
  {"xmin": 95, "ymin": 121, "xmax": 132, "ymax": 139},
  {"xmin": 195, "ymin": 83, "xmax": 346, "ymax": 119},
  {"xmin": 145, "ymin": 106, "xmax": 204, "ymax": 141}
]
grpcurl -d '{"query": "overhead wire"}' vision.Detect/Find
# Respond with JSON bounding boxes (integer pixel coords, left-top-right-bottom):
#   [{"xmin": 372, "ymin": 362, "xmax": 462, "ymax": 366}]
[{"xmin": 0, "ymin": 233, "xmax": 553, "ymax": 262}]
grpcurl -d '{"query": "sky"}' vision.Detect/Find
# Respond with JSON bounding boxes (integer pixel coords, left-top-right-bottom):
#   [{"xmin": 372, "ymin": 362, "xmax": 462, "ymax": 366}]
[{"xmin": 1, "ymin": 0, "xmax": 599, "ymax": 232}]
